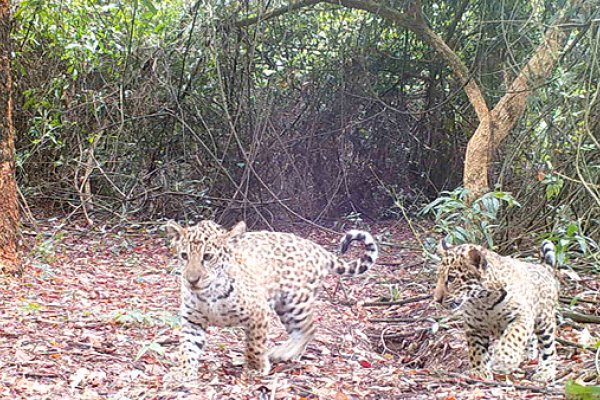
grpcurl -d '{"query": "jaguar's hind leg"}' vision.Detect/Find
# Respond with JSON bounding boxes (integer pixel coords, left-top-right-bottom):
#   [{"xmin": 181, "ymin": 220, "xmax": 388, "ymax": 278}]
[{"xmin": 270, "ymin": 291, "xmax": 316, "ymax": 362}]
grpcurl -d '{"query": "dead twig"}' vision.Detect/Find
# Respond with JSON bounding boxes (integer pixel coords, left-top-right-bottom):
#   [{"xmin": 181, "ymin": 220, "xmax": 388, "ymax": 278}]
[
  {"xmin": 23, "ymin": 371, "xmax": 61, "ymax": 379},
  {"xmin": 363, "ymin": 294, "xmax": 431, "ymax": 307},
  {"xmin": 562, "ymin": 310, "xmax": 600, "ymax": 324},
  {"xmin": 369, "ymin": 327, "xmax": 431, "ymax": 340},
  {"xmin": 378, "ymin": 259, "xmax": 425, "ymax": 268},
  {"xmin": 369, "ymin": 311, "xmax": 460, "ymax": 327},
  {"xmin": 557, "ymin": 337, "xmax": 597, "ymax": 353},
  {"xmin": 368, "ymin": 317, "xmax": 427, "ymax": 323},
  {"xmin": 560, "ymin": 296, "xmax": 600, "ymax": 306}
]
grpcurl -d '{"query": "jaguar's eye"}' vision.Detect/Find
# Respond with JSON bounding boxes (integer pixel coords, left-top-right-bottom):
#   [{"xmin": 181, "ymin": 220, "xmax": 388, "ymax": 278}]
[
  {"xmin": 447, "ymin": 275, "xmax": 456, "ymax": 283},
  {"xmin": 180, "ymin": 252, "xmax": 188, "ymax": 261},
  {"xmin": 203, "ymin": 253, "xmax": 213, "ymax": 262}
]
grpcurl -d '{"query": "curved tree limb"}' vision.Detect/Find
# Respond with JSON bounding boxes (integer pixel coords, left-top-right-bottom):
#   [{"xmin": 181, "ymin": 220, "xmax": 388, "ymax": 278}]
[
  {"xmin": 236, "ymin": 0, "xmax": 490, "ymax": 121},
  {"xmin": 464, "ymin": 1, "xmax": 585, "ymax": 195},
  {"xmin": 234, "ymin": 0, "xmax": 585, "ymax": 196},
  {"xmin": 323, "ymin": 0, "xmax": 490, "ymax": 121}
]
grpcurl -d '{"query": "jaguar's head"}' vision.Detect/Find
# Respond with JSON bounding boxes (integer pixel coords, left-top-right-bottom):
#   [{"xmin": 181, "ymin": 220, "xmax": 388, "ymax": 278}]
[
  {"xmin": 166, "ymin": 220, "xmax": 246, "ymax": 289},
  {"xmin": 433, "ymin": 241, "xmax": 489, "ymax": 310}
]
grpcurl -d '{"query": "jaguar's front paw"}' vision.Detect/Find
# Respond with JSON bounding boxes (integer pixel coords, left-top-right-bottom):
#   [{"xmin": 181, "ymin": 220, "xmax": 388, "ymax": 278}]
[
  {"xmin": 531, "ymin": 365, "xmax": 556, "ymax": 382},
  {"xmin": 247, "ymin": 354, "xmax": 271, "ymax": 375},
  {"xmin": 492, "ymin": 352, "xmax": 520, "ymax": 375},
  {"xmin": 468, "ymin": 366, "xmax": 492, "ymax": 380}
]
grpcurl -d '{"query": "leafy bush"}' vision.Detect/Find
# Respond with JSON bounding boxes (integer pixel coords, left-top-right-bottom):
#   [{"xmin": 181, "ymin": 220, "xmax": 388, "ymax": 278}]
[
  {"xmin": 565, "ymin": 379, "xmax": 600, "ymax": 400},
  {"xmin": 420, "ymin": 187, "xmax": 521, "ymax": 249},
  {"xmin": 544, "ymin": 207, "xmax": 599, "ymax": 267}
]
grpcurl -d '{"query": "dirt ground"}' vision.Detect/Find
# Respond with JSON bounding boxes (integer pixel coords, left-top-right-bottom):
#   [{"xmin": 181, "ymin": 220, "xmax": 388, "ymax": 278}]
[{"xmin": 0, "ymin": 219, "xmax": 598, "ymax": 399}]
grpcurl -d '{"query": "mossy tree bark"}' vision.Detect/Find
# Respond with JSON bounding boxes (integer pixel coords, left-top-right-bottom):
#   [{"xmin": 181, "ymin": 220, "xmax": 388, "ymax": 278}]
[{"xmin": 0, "ymin": 0, "xmax": 22, "ymax": 276}]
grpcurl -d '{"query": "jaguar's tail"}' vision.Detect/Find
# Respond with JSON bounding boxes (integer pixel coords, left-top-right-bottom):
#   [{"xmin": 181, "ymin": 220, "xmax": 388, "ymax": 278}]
[
  {"xmin": 332, "ymin": 230, "xmax": 378, "ymax": 277},
  {"xmin": 540, "ymin": 240, "xmax": 557, "ymax": 268}
]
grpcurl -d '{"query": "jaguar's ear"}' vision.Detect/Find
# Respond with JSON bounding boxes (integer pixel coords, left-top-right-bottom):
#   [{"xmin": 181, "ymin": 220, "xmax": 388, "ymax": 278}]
[
  {"xmin": 227, "ymin": 221, "xmax": 247, "ymax": 239},
  {"xmin": 468, "ymin": 247, "xmax": 488, "ymax": 269},
  {"xmin": 165, "ymin": 220, "xmax": 185, "ymax": 241},
  {"xmin": 437, "ymin": 239, "xmax": 451, "ymax": 255}
]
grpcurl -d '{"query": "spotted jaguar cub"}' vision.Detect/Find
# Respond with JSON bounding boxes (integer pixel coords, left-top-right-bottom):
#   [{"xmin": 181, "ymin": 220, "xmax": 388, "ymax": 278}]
[
  {"xmin": 166, "ymin": 220, "xmax": 378, "ymax": 379},
  {"xmin": 434, "ymin": 240, "xmax": 559, "ymax": 382}
]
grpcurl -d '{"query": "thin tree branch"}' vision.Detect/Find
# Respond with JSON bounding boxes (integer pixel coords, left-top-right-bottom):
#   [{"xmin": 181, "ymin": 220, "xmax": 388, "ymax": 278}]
[
  {"xmin": 235, "ymin": 0, "xmax": 322, "ymax": 27},
  {"xmin": 235, "ymin": 0, "xmax": 490, "ymax": 120},
  {"xmin": 323, "ymin": 0, "xmax": 490, "ymax": 121}
]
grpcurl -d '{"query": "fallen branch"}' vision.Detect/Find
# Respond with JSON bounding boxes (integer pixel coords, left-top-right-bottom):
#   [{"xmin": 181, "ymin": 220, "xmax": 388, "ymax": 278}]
[
  {"xmin": 562, "ymin": 310, "xmax": 600, "ymax": 324},
  {"xmin": 377, "ymin": 260, "xmax": 425, "ymax": 268},
  {"xmin": 24, "ymin": 371, "xmax": 61, "ymax": 379},
  {"xmin": 438, "ymin": 371, "xmax": 564, "ymax": 396},
  {"xmin": 368, "ymin": 317, "xmax": 425, "ymax": 323},
  {"xmin": 289, "ymin": 384, "xmax": 317, "ymax": 398},
  {"xmin": 556, "ymin": 337, "xmax": 597, "ymax": 353},
  {"xmin": 566, "ymin": 263, "xmax": 600, "ymax": 273},
  {"xmin": 560, "ymin": 296, "xmax": 600, "ymax": 306},
  {"xmin": 363, "ymin": 294, "xmax": 431, "ymax": 307},
  {"xmin": 369, "ymin": 327, "xmax": 431, "ymax": 339}
]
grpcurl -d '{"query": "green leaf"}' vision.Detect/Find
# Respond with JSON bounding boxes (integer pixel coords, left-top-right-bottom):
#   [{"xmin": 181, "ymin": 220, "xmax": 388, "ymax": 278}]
[
  {"xmin": 565, "ymin": 380, "xmax": 600, "ymax": 400},
  {"xmin": 453, "ymin": 226, "xmax": 471, "ymax": 244},
  {"xmin": 141, "ymin": 0, "xmax": 158, "ymax": 14},
  {"xmin": 135, "ymin": 341, "xmax": 165, "ymax": 361},
  {"xmin": 566, "ymin": 223, "xmax": 579, "ymax": 237}
]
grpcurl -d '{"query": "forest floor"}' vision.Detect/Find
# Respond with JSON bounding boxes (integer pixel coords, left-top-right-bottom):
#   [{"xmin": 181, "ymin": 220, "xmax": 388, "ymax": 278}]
[{"xmin": 0, "ymin": 219, "xmax": 598, "ymax": 400}]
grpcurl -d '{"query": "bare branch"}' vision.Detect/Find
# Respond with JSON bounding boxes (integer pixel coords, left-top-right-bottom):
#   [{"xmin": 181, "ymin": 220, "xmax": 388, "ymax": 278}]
[
  {"xmin": 323, "ymin": 0, "xmax": 490, "ymax": 121},
  {"xmin": 235, "ymin": 0, "xmax": 490, "ymax": 120},
  {"xmin": 235, "ymin": 0, "xmax": 322, "ymax": 27}
]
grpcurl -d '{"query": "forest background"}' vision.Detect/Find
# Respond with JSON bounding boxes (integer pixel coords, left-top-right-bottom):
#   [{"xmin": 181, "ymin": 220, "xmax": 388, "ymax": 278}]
[
  {"xmin": 0, "ymin": 1, "xmax": 598, "ymax": 398},
  {"xmin": 1, "ymin": 0, "xmax": 598, "ymax": 266}
]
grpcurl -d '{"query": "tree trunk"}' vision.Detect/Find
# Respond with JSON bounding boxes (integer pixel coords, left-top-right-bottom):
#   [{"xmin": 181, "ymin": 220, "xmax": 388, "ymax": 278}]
[
  {"xmin": 463, "ymin": 24, "xmax": 570, "ymax": 197},
  {"xmin": 0, "ymin": 0, "xmax": 21, "ymax": 276},
  {"xmin": 325, "ymin": 0, "xmax": 578, "ymax": 197}
]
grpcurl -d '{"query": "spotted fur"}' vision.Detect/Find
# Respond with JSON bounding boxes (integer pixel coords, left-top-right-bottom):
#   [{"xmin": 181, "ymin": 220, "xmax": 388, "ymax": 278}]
[
  {"xmin": 166, "ymin": 220, "xmax": 378, "ymax": 379},
  {"xmin": 433, "ymin": 240, "xmax": 559, "ymax": 382}
]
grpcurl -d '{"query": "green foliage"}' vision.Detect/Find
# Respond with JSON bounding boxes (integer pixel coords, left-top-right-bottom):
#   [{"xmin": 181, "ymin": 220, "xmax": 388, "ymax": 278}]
[
  {"xmin": 9, "ymin": 0, "xmax": 599, "ymax": 236},
  {"xmin": 388, "ymin": 285, "xmax": 400, "ymax": 302},
  {"xmin": 20, "ymin": 301, "xmax": 43, "ymax": 315},
  {"xmin": 421, "ymin": 187, "xmax": 521, "ymax": 249},
  {"xmin": 565, "ymin": 380, "xmax": 600, "ymax": 400},
  {"xmin": 135, "ymin": 339, "xmax": 167, "ymax": 362},
  {"xmin": 30, "ymin": 232, "xmax": 65, "ymax": 264},
  {"xmin": 14, "ymin": 0, "xmax": 176, "ymax": 77},
  {"xmin": 541, "ymin": 171, "xmax": 565, "ymax": 201},
  {"xmin": 544, "ymin": 209, "xmax": 599, "ymax": 266}
]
